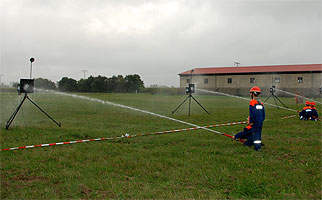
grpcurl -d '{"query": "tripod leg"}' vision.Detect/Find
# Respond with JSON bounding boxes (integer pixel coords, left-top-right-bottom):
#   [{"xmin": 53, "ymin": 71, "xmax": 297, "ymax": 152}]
[
  {"xmin": 273, "ymin": 94, "xmax": 288, "ymax": 108},
  {"xmin": 272, "ymin": 95, "xmax": 279, "ymax": 109},
  {"xmin": 190, "ymin": 95, "xmax": 210, "ymax": 114},
  {"xmin": 264, "ymin": 94, "xmax": 272, "ymax": 102},
  {"xmin": 6, "ymin": 95, "xmax": 27, "ymax": 130},
  {"xmin": 172, "ymin": 95, "xmax": 190, "ymax": 114},
  {"xmin": 26, "ymin": 96, "xmax": 61, "ymax": 127},
  {"xmin": 188, "ymin": 95, "xmax": 191, "ymax": 116}
]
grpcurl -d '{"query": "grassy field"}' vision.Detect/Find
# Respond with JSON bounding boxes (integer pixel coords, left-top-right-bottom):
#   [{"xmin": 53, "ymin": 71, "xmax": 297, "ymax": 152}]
[{"xmin": 0, "ymin": 91, "xmax": 321, "ymax": 199}]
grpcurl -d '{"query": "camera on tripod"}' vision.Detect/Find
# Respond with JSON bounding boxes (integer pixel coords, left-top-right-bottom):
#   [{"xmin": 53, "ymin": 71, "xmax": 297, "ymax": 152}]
[
  {"xmin": 18, "ymin": 79, "xmax": 35, "ymax": 94},
  {"xmin": 270, "ymin": 85, "xmax": 276, "ymax": 93},
  {"xmin": 185, "ymin": 84, "xmax": 195, "ymax": 94}
]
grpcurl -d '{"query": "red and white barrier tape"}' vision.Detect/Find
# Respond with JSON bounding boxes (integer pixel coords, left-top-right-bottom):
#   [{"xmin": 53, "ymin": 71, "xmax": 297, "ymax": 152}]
[
  {"xmin": 281, "ymin": 114, "xmax": 297, "ymax": 119},
  {"xmin": 1, "ymin": 121, "xmax": 247, "ymax": 151}
]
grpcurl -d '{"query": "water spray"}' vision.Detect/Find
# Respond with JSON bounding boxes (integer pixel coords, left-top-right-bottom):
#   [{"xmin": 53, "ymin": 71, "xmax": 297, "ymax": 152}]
[
  {"xmin": 276, "ymin": 88, "xmax": 322, "ymax": 105},
  {"xmin": 197, "ymin": 89, "xmax": 298, "ymax": 113},
  {"xmin": 39, "ymin": 89, "xmax": 226, "ymax": 136}
]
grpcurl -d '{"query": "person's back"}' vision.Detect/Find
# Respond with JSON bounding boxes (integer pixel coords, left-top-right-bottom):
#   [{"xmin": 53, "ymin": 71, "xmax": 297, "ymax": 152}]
[
  {"xmin": 249, "ymin": 99, "xmax": 265, "ymax": 126},
  {"xmin": 310, "ymin": 101, "xmax": 319, "ymax": 121},
  {"xmin": 299, "ymin": 101, "xmax": 313, "ymax": 120}
]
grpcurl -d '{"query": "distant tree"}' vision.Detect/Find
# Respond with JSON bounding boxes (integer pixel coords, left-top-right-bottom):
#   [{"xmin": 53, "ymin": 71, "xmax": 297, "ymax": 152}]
[
  {"xmin": 11, "ymin": 82, "xmax": 19, "ymax": 88},
  {"xmin": 77, "ymin": 76, "xmax": 94, "ymax": 92},
  {"xmin": 34, "ymin": 78, "xmax": 56, "ymax": 90},
  {"xmin": 90, "ymin": 75, "xmax": 108, "ymax": 92},
  {"xmin": 115, "ymin": 75, "xmax": 126, "ymax": 92},
  {"xmin": 124, "ymin": 74, "xmax": 144, "ymax": 92},
  {"xmin": 58, "ymin": 77, "xmax": 77, "ymax": 92},
  {"xmin": 105, "ymin": 77, "xmax": 114, "ymax": 92},
  {"xmin": 57, "ymin": 74, "xmax": 145, "ymax": 93},
  {"xmin": 106, "ymin": 75, "xmax": 126, "ymax": 93}
]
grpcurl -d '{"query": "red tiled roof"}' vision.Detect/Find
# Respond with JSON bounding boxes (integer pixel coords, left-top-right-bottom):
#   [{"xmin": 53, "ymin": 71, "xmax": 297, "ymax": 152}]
[{"xmin": 179, "ymin": 64, "xmax": 322, "ymax": 75}]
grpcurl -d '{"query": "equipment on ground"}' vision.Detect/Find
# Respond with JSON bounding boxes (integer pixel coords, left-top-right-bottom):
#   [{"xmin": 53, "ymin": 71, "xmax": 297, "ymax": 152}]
[
  {"xmin": 5, "ymin": 58, "xmax": 61, "ymax": 130},
  {"xmin": 264, "ymin": 85, "xmax": 288, "ymax": 109},
  {"xmin": 172, "ymin": 83, "xmax": 210, "ymax": 116}
]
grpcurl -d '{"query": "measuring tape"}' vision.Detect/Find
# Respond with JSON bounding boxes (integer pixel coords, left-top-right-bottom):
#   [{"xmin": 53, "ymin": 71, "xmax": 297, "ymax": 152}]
[
  {"xmin": 1, "ymin": 121, "xmax": 247, "ymax": 151},
  {"xmin": 281, "ymin": 114, "xmax": 297, "ymax": 119}
]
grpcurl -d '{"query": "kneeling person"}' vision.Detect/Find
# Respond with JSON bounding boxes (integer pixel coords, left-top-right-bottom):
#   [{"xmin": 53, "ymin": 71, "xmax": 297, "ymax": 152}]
[
  {"xmin": 310, "ymin": 101, "xmax": 319, "ymax": 121},
  {"xmin": 233, "ymin": 117, "xmax": 253, "ymax": 142},
  {"xmin": 299, "ymin": 101, "xmax": 313, "ymax": 120}
]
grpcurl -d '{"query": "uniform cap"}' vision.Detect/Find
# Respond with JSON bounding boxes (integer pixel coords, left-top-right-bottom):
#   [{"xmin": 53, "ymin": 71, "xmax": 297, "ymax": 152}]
[
  {"xmin": 311, "ymin": 101, "xmax": 316, "ymax": 106},
  {"xmin": 305, "ymin": 101, "xmax": 311, "ymax": 105}
]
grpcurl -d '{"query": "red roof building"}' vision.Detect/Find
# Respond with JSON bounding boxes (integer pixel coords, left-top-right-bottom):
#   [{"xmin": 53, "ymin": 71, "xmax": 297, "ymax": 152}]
[
  {"xmin": 179, "ymin": 64, "xmax": 322, "ymax": 75},
  {"xmin": 179, "ymin": 64, "xmax": 322, "ymax": 96}
]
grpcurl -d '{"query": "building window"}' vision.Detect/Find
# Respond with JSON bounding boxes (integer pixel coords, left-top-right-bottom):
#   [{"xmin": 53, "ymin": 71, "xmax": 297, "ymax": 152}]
[
  {"xmin": 187, "ymin": 79, "xmax": 190, "ymax": 84},
  {"xmin": 250, "ymin": 78, "xmax": 255, "ymax": 83},
  {"xmin": 275, "ymin": 77, "xmax": 280, "ymax": 83},
  {"xmin": 204, "ymin": 79, "xmax": 208, "ymax": 84},
  {"xmin": 297, "ymin": 77, "xmax": 303, "ymax": 83},
  {"xmin": 228, "ymin": 78, "xmax": 232, "ymax": 84}
]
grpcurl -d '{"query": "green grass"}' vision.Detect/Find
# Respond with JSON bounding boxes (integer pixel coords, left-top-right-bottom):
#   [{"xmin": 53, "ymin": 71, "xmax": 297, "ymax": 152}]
[{"xmin": 0, "ymin": 91, "xmax": 321, "ymax": 199}]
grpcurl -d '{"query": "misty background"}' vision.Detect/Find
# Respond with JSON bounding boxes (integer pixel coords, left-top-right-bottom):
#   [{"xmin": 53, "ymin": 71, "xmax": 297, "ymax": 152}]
[{"xmin": 1, "ymin": 0, "xmax": 321, "ymax": 87}]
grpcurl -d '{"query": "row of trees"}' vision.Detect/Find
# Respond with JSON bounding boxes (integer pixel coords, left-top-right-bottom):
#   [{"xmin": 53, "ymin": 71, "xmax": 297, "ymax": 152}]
[
  {"xmin": 28, "ymin": 74, "xmax": 144, "ymax": 93},
  {"xmin": 58, "ymin": 74, "xmax": 144, "ymax": 93}
]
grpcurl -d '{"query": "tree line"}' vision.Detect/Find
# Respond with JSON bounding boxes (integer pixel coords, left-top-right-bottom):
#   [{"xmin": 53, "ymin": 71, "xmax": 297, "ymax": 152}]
[{"xmin": 30, "ymin": 74, "xmax": 145, "ymax": 93}]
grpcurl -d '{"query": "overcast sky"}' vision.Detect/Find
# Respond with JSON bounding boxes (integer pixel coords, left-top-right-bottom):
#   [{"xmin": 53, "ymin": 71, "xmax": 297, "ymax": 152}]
[{"xmin": 1, "ymin": 0, "xmax": 321, "ymax": 87}]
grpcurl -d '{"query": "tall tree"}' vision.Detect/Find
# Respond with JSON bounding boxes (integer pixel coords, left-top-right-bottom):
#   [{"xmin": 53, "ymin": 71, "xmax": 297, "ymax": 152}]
[
  {"xmin": 90, "ymin": 75, "xmax": 107, "ymax": 92},
  {"xmin": 58, "ymin": 77, "xmax": 77, "ymax": 92},
  {"xmin": 77, "ymin": 76, "xmax": 94, "ymax": 92},
  {"xmin": 34, "ymin": 78, "xmax": 56, "ymax": 90},
  {"xmin": 124, "ymin": 74, "xmax": 144, "ymax": 92}
]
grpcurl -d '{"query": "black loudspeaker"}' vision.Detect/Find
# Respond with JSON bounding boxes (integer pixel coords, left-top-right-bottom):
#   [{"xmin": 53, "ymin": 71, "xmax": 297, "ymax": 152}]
[
  {"xmin": 270, "ymin": 85, "xmax": 276, "ymax": 93},
  {"xmin": 186, "ymin": 84, "xmax": 195, "ymax": 94},
  {"xmin": 19, "ymin": 79, "xmax": 34, "ymax": 93}
]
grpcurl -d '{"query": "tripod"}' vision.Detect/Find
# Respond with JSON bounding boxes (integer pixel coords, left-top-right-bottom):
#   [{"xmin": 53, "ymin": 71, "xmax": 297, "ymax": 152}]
[
  {"xmin": 264, "ymin": 90, "xmax": 288, "ymax": 109},
  {"xmin": 6, "ymin": 93, "xmax": 61, "ymax": 130},
  {"xmin": 172, "ymin": 93, "xmax": 210, "ymax": 116}
]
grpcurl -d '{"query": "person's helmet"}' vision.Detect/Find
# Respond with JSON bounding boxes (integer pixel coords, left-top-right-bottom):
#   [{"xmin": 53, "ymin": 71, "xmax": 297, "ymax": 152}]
[
  {"xmin": 305, "ymin": 101, "xmax": 311, "ymax": 105},
  {"xmin": 311, "ymin": 101, "xmax": 316, "ymax": 106},
  {"xmin": 250, "ymin": 87, "xmax": 261, "ymax": 96}
]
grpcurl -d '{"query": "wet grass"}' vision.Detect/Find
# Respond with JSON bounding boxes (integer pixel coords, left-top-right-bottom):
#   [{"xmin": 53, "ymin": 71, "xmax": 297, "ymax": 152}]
[{"xmin": 0, "ymin": 91, "xmax": 321, "ymax": 199}]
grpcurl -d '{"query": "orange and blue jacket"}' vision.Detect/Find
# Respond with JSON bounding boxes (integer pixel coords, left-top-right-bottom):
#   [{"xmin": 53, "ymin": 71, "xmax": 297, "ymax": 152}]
[
  {"xmin": 310, "ymin": 106, "xmax": 319, "ymax": 119},
  {"xmin": 249, "ymin": 99, "xmax": 265, "ymax": 126},
  {"xmin": 302, "ymin": 106, "xmax": 312, "ymax": 111},
  {"xmin": 299, "ymin": 106, "xmax": 313, "ymax": 119}
]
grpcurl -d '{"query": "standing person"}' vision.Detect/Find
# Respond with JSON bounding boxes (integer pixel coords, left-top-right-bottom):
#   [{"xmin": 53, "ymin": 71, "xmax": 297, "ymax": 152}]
[
  {"xmin": 310, "ymin": 101, "xmax": 319, "ymax": 121},
  {"xmin": 299, "ymin": 101, "xmax": 313, "ymax": 120},
  {"xmin": 248, "ymin": 87, "xmax": 265, "ymax": 151}
]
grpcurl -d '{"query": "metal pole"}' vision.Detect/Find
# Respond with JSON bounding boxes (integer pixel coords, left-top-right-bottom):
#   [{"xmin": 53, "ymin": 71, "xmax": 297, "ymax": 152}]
[
  {"xmin": 188, "ymin": 94, "xmax": 191, "ymax": 116},
  {"xmin": 30, "ymin": 62, "xmax": 32, "ymax": 79},
  {"xmin": 81, "ymin": 70, "xmax": 88, "ymax": 79},
  {"xmin": 29, "ymin": 57, "xmax": 35, "ymax": 79}
]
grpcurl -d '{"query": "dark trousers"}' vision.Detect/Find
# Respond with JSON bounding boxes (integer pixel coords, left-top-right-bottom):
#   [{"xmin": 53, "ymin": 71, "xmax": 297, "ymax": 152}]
[
  {"xmin": 252, "ymin": 126, "xmax": 262, "ymax": 150},
  {"xmin": 243, "ymin": 126, "xmax": 262, "ymax": 150}
]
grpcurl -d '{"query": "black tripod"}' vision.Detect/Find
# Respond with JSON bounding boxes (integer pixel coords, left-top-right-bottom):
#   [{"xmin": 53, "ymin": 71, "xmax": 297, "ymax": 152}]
[
  {"xmin": 6, "ymin": 93, "xmax": 61, "ymax": 130},
  {"xmin": 264, "ymin": 87, "xmax": 287, "ymax": 109},
  {"xmin": 172, "ymin": 93, "xmax": 210, "ymax": 116}
]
